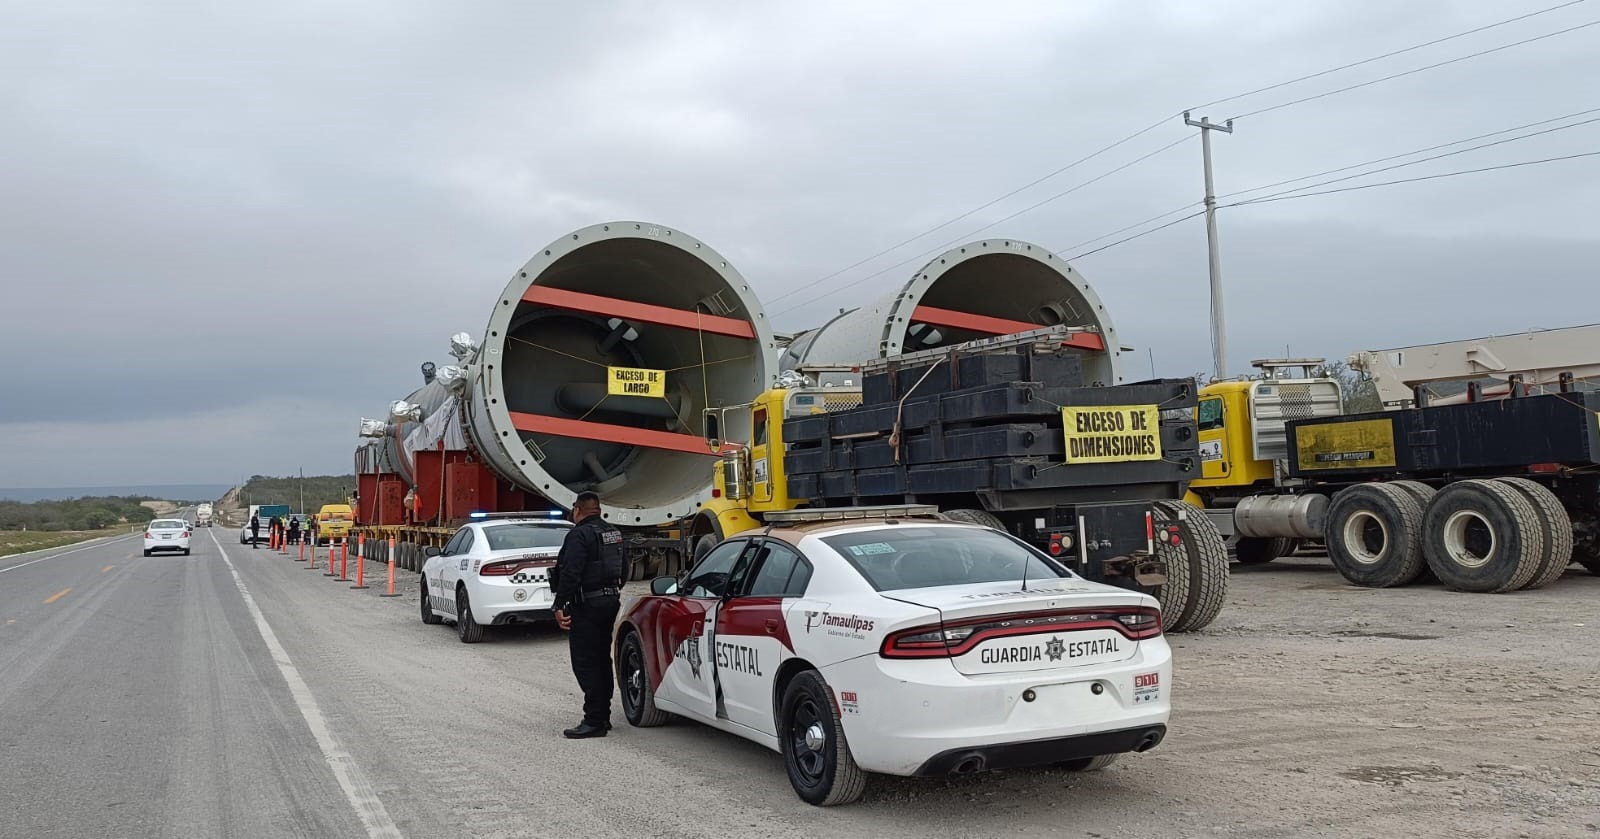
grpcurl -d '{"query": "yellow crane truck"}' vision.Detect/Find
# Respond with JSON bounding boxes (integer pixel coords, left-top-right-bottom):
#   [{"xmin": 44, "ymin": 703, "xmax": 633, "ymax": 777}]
[{"xmin": 680, "ymin": 326, "xmax": 1231, "ymax": 632}]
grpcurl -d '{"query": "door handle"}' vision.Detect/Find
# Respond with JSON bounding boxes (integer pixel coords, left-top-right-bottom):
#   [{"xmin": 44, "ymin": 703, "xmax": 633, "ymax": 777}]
[{"xmin": 764, "ymin": 619, "xmax": 780, "ymax": 634}]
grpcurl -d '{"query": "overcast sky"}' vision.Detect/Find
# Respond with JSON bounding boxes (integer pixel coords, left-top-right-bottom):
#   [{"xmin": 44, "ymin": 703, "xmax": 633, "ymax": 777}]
[{"xmin": 3, "ymin": 0, "xmax": 1597, "ymax": 487}]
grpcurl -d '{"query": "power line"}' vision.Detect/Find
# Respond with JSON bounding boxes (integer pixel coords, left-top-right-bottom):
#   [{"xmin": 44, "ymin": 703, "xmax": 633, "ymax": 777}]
[
  {"xmin": 1056, "ymin": 202, "xmax": 1200, "ymax": 254},
  {"xmin": 1229, "ymin": 114, "xmax": 1600, "ymax": 204},
  {"xmin": 769, "ymin": 133, "xmax": 1194, "ymax": 315},
  {"xmin": 1228, "ymin": 18, "xmax": 1600, "ymax": 120},
  {"xmin": 765, "ymin": 113, "xmax": 1175, "ymax": 306},
  {"xmin": 1224, "ymin": 150, "xmax": 1600, "ymax": 206},
  {"xmin": 1188, "ymin": 0, "xmax": 1589, "ymax": 112},
  {"xmin": 1063, "ymin": 210, "xmax": 1207, "ymax": 262},
  {"xmin": 1220, "ymin": 105, "xmax": 1600, "ymax": 200}
]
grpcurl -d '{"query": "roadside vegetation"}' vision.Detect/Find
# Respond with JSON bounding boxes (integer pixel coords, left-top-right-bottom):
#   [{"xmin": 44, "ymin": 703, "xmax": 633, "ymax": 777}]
[
  {"xmin": 232, "ymin": 474, "xmax": 356, "ymax": 512},
  {"xmin": 0, "ymin": 524, "xmax": 137, "ymax": 557}
]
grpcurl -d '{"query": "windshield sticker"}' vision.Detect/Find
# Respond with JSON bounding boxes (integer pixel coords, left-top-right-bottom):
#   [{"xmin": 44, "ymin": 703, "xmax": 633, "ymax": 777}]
[{"xmin": 847, "ymin": 543, "xmax": 897, "ymax": 556}]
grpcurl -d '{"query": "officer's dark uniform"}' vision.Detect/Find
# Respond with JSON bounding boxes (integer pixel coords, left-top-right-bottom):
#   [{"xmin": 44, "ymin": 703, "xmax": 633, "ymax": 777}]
[
  {"xmin": 249, "ymin": 515, "xmax": 260, "ymax": 548},
  {"xmin": 553, "ymin": 512, "xmax": 626, "ymax": 730}
]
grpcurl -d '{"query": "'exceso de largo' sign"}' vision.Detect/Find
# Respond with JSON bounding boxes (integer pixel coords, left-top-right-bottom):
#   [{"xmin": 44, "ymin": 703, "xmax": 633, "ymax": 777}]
[{"xmin": 607, "ymin": 366, "xmax": 666, "ymax": 398}]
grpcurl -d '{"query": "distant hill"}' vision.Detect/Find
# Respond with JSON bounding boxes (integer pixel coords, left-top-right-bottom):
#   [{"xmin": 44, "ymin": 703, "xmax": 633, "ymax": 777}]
[
  {"xmin": 230, "ymin": 475, "xmax": 356, "ymax": 512},
  {"xmin": 0, "ymin": 484, "xmax": 232, "ymax": 503}
]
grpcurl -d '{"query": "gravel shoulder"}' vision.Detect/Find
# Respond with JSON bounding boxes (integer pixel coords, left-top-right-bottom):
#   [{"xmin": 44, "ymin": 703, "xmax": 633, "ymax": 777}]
[{"xmin": 241, "ymin": 544, "xmax": 1600, "ymax": 839}]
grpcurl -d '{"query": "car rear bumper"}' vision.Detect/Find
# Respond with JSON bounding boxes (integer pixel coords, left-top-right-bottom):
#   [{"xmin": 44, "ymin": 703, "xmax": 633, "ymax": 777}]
[
  {"xmin": 475, "ymin": 583, "xmax": 556, "ymax": 624},
  {"xmin": 145, "ymin": 542, "xmax": 191, "ymax": 552},
  {"xmin": 821, "ymin": 638, "xmax": 1172, "ymax": 776},
  {"xmin": 912, "ymin": 724, "xmax": 1167, "ymax": 776}
]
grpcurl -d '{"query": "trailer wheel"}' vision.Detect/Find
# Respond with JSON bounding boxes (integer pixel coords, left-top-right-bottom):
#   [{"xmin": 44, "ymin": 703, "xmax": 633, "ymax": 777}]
[
  {"xmin": 1234, "ymin": 536, "xmax": 1293, "ymax": 565},
  {"xmin": 1422, "ymin": 480, "xmax": 1544, "ymax": 593},
  {"xmin": 1152, "ymin": 501, "xmax": 1229, "ymax": 632},
  {"xmin": 941, "ymin": 508, "xmax": 1006, "ymax": 530},
  {"xmin": 692, "ymin": 534, "xmax": 718, "ymax": 565},
  {"xmin": 1494, "ymin": 477, "xmax": 1573, "ymax": 590},
  {"xmin": 1325, "ymin": 484, "xmax": 1426, "ymax": 588}
]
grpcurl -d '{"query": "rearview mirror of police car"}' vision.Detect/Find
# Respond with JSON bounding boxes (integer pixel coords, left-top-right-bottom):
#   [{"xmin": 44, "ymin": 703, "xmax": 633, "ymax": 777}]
[
  {"xmin": 423, "ymin": 545, "xmax": 442, "ymax": 558},
  {"xmin": 650, "ymin": 576, "xmax": 678, "ymax": 596}
]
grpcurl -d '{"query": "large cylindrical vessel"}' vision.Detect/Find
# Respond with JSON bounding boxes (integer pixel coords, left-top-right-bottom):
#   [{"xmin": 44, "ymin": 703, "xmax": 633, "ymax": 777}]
[
  {"xmin": 781, "ymin": 239, "xmax": 1123, "ymax": 385},
  {"xmin": 464, "ymin": 222, "xmax": 776, "ymax": 526}
]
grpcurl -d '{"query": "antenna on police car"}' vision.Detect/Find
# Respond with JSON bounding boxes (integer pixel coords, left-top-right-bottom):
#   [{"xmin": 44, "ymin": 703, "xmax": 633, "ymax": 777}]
[{"xmin": 1020, "ymin": 537, "xmax": 1032, "ymax": 592}]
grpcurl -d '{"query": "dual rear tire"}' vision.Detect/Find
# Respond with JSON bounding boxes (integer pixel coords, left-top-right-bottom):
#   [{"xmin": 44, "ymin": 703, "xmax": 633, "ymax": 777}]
[{"xmin": 1326, "ymin": 478, "xmax": 1571, "ymax": 592}]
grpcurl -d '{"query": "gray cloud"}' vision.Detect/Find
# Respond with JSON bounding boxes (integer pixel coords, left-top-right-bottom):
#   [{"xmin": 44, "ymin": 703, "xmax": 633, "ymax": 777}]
[{"xmin": 3, "ymin": 0, "xmax": 1597, "ymax": 485}]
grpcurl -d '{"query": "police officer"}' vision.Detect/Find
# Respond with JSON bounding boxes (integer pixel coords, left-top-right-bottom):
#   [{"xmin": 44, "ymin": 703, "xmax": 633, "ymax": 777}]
[
  {"xmin": 552, "ymin": 491, "xmax": 626, "ymax": 739},
  {"xmin": 249, "ymin": 513, "xmax": 261, "ymax": 549}
]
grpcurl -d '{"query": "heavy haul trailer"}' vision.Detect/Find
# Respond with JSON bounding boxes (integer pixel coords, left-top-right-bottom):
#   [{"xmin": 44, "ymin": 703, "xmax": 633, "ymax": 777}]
[
  {"xmin": 687, "ymin": 326, "xmax": 1232, "ymax": 632},
  {"xmin": 1282, "ymin": 390, "xmax": 1600, "ymax": 591},
  {"xmin": 1187, "ymin": 339, "xmax": 1600, "ymax": 591}
]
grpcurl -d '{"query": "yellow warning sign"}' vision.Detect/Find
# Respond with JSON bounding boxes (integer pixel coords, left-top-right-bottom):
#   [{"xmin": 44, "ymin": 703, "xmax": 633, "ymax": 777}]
[
  {"xmin": 607, "ymin": 366, "xmax": 666, "ymax": 398},
  {"xmin": 1294, "ymin": 418, "xmax": 1398, "ymax": 471},
  {"xmin": 1061, "ymin": 405, "xmax": 1162, "ymax": 464}
]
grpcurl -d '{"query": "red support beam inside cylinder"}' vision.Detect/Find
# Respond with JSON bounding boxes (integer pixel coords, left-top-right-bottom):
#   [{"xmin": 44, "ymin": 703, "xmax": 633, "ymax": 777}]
[
  {"xmin": 509, "ymin": 412, "xmax": 739, "ymax": 456},
  {"xmin": 522, "ymin": 287, "xmax": 757, "ymax": 340},
  {"xmin": 910, "ymin": 305, "xmax": 1106, "ymax": 351}
]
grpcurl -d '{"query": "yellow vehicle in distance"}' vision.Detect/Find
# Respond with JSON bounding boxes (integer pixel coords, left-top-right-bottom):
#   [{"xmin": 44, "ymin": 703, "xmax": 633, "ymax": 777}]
[{"xmin": 315, "ymin": 503, "xmax": 354, "ymax": 545}]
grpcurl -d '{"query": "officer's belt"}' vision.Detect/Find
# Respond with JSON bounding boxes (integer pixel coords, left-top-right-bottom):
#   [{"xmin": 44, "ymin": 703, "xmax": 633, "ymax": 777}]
[{"xmin": 580, "ymin": 588, "xmax": 620, "ymax": 600}]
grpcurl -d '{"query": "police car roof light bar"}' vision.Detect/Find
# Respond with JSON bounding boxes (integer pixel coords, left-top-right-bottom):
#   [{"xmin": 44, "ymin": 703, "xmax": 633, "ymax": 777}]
[
  {"xmin": 762, "ymin": 504, "xmax": 942, "ymax": 524},
  {"xmin": 470, "ymin": 510, "xmax": 567, "ymax": 520}
]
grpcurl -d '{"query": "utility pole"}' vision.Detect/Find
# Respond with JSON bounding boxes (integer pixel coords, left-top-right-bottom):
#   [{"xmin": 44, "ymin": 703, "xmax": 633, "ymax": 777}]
[
  {"xmin": 298, "ymin": 467, "xmax": 305, "ymax": 514},
  {"xmin": 1184, "ymin": 111, "xmax": 1233, "ymax": 381}
]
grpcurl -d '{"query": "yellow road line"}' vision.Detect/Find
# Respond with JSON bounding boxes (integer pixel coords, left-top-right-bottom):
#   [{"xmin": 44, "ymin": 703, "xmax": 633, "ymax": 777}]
[
  {"xmin": 102, "ymin": 565, "xmax": 115, "ymax": 574},
  {"xmin": 43, "ymin": 588, "xmax": 72, "ymax": 604}
]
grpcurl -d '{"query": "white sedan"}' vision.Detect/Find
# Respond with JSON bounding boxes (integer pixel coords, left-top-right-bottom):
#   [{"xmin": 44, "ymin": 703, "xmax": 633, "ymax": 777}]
[
  {"xmin": 616, "ymin": 507, "xmax": 1172, "ymax": 806},
  {"xmin": 420, "ymin": 513, "xmax": 573, "ymax": 643},
  {"xmin": 144, "ymin": 519, "xmax": 192, "ymax": 556}
]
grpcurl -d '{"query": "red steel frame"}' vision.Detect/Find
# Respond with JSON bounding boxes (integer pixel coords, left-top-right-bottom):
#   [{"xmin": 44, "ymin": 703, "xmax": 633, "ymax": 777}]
[
  {"xmin": 522, "ymin": 287, "xmax": 757, "ymax": 339},
  {"xmin": 910, "ymin": 305, "xmax": 1106, "ymax": 351}
]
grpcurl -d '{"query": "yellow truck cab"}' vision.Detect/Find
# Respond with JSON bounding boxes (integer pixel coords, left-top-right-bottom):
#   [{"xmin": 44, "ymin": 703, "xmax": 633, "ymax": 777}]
[
  {"xmin": 688, "ymin": 382, "xmax": 863, "ymax": 557},
  {"xmin": 1186, "ymin": 360, "xmax": 1343, "ymax": 564}
]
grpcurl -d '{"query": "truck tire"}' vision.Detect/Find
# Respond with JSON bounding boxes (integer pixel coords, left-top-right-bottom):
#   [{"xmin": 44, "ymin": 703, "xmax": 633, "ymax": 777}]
[
  {"xmin": 941, "ymin": 508, "xmax": 1006, "ymax": 530},
  {"xmin": 1149, "ymin": 531, "xmax": 1189, "ymax": 631},
  {"xmin": 1325, "ymin": 484, "xmax": 1426, "ymax": 588},
  {"xmin": 1152, "ymin": 501, "xmax": 1229, "ymax": 632},
  {"xmin": 692, "ymin": 534, "xmax": 719, "ymax": 564},
  {"xmin": 1494, "ymin": 477, "xmax": 1573, "ymax": 590},
  {"xmin": 1422, "ymin": 480, "xmax": 1544, "ymax": 593},
  {"xmin": 1234, "ymin": 536, "xmax": 1293, "ymax": 565},
  {"xmin": 618, "ymin": 629, "xmax": 671, "ymax": 727},
  {"xmin": 780, "ymin": 670, "xmax": 867, "ymax": 806}
]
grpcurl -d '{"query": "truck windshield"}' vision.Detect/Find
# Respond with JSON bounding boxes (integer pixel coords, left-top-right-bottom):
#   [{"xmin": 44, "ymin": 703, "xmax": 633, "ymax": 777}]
[
  {"xmin": 821, "ymin": 526, "xmax": 1070, "ymax": 592},
  {"xmin": 483, "ymin": 523, "xmax": 570, "ymax": 551}
]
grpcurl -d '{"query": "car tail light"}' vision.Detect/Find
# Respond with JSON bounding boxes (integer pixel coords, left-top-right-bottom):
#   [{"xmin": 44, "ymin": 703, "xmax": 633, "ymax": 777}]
[
  {"xmin": 480, "ymin": 557, "xmax": 557, "ymax": 576},
  {"xmin": 144, "ymin": 531, "xmax": 152, "ymax": 539},
  {"xmin": 880, "ymin": 606, "xmax": 1163, "ymax": 659}
]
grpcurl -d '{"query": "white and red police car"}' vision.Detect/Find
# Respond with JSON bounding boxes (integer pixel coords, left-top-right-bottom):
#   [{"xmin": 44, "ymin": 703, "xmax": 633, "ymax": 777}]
[
  {"xmin": 615, "ymin": 506, "xmax": 1172, "ymax": 806},
  {"xmin": 420, "ymin": 512, "xmax": 572, "ymax": 643}
]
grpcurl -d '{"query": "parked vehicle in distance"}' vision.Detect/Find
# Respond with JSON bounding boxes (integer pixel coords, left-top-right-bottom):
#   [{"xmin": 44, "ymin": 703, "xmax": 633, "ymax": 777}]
[
  {"xmin": 419, "ymin": 512, "xmax": 573, "ymax": 643},
  {"xmin": 314, "ymin": 503, "xmax": 353, "ymax": 545},
  {"xmin": 145, "ymin": 519, "xmax": 192, "ymax": 556},
  {"xmin": 241, "ymin": 504, "xmax": 291, "ymax": 544},
  {"xmin": 616, "ymin": 506, "xmax": 1172, "ymax": 806}
]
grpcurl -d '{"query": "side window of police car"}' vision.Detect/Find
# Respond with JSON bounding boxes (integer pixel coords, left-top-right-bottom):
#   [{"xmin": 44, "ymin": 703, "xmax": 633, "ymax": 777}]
[
  {"xmin": 682, "ymin": 539, "xmax": 750, "ymax": 599},
  {"xmin": 745, "ymin": 542, "xmax": 813, "ymax": 598},
  {"xmin": 441, "ymin": 529, "xmax": 469, "ymax": 557}
]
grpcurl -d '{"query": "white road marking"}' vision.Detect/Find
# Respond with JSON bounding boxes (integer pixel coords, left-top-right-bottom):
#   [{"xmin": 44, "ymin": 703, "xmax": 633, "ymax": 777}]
[
  {"xmin": 0, "ymin": 536, "xmax": 136, "ymax": 575},
  {"xmin": 207, "ymin": 528, "xmax": 404, "ymax": 839}
]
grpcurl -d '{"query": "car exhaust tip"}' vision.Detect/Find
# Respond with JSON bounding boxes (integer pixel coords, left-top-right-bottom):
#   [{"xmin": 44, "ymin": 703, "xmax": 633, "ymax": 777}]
[
  {"xmin": 951, "ymin": 754, "xmax": 987, "ymax": 776},
  {"xmin": 1135, "ymin": 729, "xmax": 1165, "ymax": 752}
]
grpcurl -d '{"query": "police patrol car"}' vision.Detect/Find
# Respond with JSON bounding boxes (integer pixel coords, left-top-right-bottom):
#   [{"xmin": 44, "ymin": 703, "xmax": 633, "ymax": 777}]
[
  {"xmin": 615, "ymin": 505, "xmax": 1172, "ymax": 806},
  {"xmin": 420, "ymin": 512, "xmax": 573, "ymax": 643}
]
